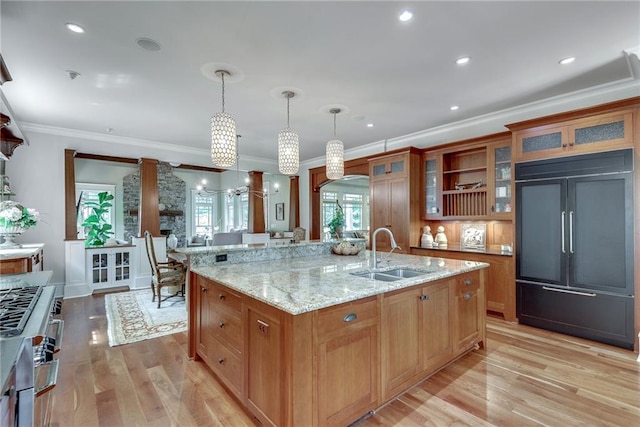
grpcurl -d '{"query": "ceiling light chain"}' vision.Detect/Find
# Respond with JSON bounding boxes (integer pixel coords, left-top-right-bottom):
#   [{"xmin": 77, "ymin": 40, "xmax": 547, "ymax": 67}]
[
  {"xmin": 211, "ymin": 69, "xmax": 237, "ymax": 168},
  {"xmin": 326, "ymin": 108, "xmax": 344, "ymax": 180},
  {"xmin": 278, "ymin": 91, "xmax": 300, "ymax": 175}
]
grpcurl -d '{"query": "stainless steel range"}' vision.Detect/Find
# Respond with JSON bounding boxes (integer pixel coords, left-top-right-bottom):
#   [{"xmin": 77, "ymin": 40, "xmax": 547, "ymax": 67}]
[{"xmin": 0, "ymin": 271, "xmax": 63, "ymax": 427}]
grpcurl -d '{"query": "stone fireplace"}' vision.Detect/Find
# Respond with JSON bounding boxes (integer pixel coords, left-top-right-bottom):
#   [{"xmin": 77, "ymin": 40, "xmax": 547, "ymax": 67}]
[{"xmin": 123, "ymin": 162, "xmax": 187, "ymax": 247}]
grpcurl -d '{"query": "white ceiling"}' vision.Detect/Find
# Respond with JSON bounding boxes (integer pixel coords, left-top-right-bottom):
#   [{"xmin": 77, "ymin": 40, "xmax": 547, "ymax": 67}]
[{"xmin": 1, "ymin": 1, "xmax": 639, "ymax": 167}]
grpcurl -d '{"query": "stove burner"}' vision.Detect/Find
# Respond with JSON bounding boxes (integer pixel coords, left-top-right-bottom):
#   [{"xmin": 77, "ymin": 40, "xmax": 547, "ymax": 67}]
[{"xmin": 0, "ymin": 286, "xmax": 42, "ymax": 337}]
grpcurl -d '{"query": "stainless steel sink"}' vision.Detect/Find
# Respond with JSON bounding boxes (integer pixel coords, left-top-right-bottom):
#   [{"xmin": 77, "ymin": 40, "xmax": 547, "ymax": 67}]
[
  {"xmin": 351, "ymin": 272, "xmax": 401, "ymax": 282},
  {"xmin": 350, "ymin": 268, "xmax": 427, "ymax": 282},
  {"xmin": 381, "ymin": 268, "xmax": 425, "ymax": 278}
]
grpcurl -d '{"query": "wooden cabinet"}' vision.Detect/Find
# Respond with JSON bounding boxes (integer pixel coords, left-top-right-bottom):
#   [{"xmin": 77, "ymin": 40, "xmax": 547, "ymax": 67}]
[
  {"xmin": 369, "ymin": 150, "xmax": 422, "ymax": 252},
  {"xmin": 411, "ymin": 247, "xmax": 515, "ymax": 321},
  {"xmin": 316, "ymin": 297, "xmax": 379, "ymax": 426},
  {"xmin": 488, "ymin": 141, "xmax": 513, "ymax": 219},
  {"xmin": 512, "ymin": 110, "xmax": 634, "ymax": 162},
  {"xmin": 85, "ymin": 245, "xmax": 134, "ymax": 291},
  {"xmin": 191, "ymin": 268, "xmax": 486, "ymax": 427},
  {"xmin": 423, "ymin": 133, "xmax": 512, "ymax": 219},
  {"xmin": 423, "ymin": 154, "xmax": 442, "ymax": 218},
  {"xmin": 381, "ymin": 280, "xmax": 453, "ymax": 400},
  {"xmin": 195, "ymin": 276, "xmax": 243, "ymax": 400},
  {"xmin": 0, "ymin": 244, "xmax": 44, "ymax": 274}
]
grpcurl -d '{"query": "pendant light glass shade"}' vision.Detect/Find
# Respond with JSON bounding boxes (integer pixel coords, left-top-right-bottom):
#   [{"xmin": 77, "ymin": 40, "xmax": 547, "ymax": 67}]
[
  {"xmin": 278, "ymin": 91, "xmax": 299, "ymax": 175},
  {"xmin": 211, "ymin": 70, "xmax": 237, "ymax": 168},
  {"xmin": 326, "ymin": 108, "xmax": 344, "ymax": 180}
]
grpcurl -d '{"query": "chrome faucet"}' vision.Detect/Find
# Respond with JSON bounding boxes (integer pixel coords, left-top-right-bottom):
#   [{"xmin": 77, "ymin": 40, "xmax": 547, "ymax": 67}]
[{"xmin": 371, "ymin": 227, "xmax": 401, "ymax": 269}]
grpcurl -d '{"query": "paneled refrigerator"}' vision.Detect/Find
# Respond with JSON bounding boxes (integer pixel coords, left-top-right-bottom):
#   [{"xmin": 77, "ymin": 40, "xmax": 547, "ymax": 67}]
[{"xmin": 515, "ymin": 149, "xmax": 634, "ymax": 349}]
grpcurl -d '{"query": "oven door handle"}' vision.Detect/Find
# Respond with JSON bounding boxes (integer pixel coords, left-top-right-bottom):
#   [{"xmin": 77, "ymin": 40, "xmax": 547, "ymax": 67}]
[
  {"xmin": 35, "ymin": 359, "xmax": 59, "ymax": 397},
  {"xmin": 49, "ymin": 319, "xmax": 64, "ymax": 353}
]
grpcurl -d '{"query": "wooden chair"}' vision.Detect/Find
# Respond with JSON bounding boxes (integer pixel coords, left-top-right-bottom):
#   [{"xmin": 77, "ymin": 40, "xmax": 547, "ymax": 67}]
[{"xmin": 143, "ymin": 230, "xmax": 185, "ymax": 308}]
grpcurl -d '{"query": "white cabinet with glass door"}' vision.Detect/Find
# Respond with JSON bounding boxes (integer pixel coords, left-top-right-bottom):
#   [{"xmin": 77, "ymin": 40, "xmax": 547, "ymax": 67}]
[{"xmin": 86, "ymin": 246, "xmax": 135, "ymax": 291}]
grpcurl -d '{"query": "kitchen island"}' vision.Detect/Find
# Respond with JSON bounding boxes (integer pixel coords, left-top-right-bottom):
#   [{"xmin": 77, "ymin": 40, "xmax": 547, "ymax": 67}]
[{"xmin": 186, "ymin": 246, "xmax": 488, "ymax": 426}]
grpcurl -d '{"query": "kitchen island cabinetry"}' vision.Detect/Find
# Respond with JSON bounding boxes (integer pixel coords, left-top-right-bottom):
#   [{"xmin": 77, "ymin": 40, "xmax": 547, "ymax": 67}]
[{"xmin": 189, "ymin": 252, "xmax": 487, "ymax": 427}]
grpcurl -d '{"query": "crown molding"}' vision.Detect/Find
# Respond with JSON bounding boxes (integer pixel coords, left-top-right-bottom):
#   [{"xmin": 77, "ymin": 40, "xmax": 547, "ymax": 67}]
[{"xmin": 301, "ymin": 76, "xmax": 639, "ymax": 170}]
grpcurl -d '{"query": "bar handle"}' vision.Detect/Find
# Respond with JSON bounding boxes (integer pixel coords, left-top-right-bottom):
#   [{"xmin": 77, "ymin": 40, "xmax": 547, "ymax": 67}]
[
  {"xmin": 569, "ymin": 211, "xmax": 574, "ymax": 254},
  {"xmin": 561, "ymin": 211, "xmax": 566, "ymax": 254},
  {"xmin": 542, "ymin": 286, "xmax": 595, "ymax": 297},
  {"xmin": 35, "ymin": 359, "xmax": 60, "ymax": 397}
]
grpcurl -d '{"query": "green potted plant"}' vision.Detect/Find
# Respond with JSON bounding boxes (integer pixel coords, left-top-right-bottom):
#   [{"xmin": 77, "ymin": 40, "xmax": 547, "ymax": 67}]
[
  {"xmin": 327, "ymin": 200, "xmax": 345, "ymax": 238},
  {"xmin": 81, "ymin": 191, "xmax": 115, "ymax": 247}
]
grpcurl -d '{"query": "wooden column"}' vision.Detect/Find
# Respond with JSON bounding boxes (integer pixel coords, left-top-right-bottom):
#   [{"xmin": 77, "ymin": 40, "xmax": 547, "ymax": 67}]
[
  {"xmin": 139, "ymin": 158, "xmax": 159, "ymax": 237},
  {"xmin": 248, "ymin": 171, "xmax": 265, "ymax": 233},
  {"xmin": 64, "ymin": 149, "xmax": 78, "ymax": 240},
  {"xmin": 288, "ymin": 176, "xmax": 300, "ymax": 230}
]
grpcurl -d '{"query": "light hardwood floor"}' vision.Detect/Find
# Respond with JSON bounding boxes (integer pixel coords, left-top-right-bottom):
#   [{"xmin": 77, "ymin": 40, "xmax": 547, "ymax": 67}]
[{"xmin": 50, "ymin": 294, "xmax": 640, "ymax": 426}]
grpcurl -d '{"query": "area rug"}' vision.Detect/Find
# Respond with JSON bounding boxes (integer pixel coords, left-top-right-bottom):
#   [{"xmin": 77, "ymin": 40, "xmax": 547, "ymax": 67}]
[{"xmin": 105, "ymin": 288, "xmax": 187, "ymax": 347}]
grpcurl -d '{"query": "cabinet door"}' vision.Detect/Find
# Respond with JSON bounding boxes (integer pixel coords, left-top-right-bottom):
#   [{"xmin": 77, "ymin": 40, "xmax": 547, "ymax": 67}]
[
  {"xmin": 112, "ymin": 249, "xmax": 131, "ymax": 284},
  {"xmin": 87, "ymin": 251, "xmax": 109, "ymax": 287},
  {"xmin": 454, "ymin": 281, "xmax": 481, "ymax": 351},
  {"xmin": 514, "ymin": 125, "xmax": 568, "ymax": 161},
  {"xmin": 422, "ymin": 281, "xmax": 453, "ymax": 373},
  {"xmin": 195, "ymin": 277, "xmax": 211, "ymax": 360},
  {"xmin": 488, "ymin": 143, "xmax": 512, "ymax": 218},
  {"xmin": 567, "ymin": 112, "xmax": 633, "ymax": 155},
  {"xmin": 568, "ymin": 173, "xmax": 633, "ymax": 295},
  {"xmin": 516, "ymin": 179, "xmax": 567, "ymax": 286},
  {"xmin": 246, "ymin": 305, "xmax": 282, "ymax": 427},
  {"xmin": 370, "ymin": 155, "xmax": 407, "ymax": 180},
  {"xmin": 423, "ymin": 155, "xmax": 442, "ymax": 218},
  {"xmin": 381, "ymin": 287, "xmax": 421, "ymax": 399},
  {"xmin": 371, "ymin": 179, "xmax": 409, "ymax": 253}
]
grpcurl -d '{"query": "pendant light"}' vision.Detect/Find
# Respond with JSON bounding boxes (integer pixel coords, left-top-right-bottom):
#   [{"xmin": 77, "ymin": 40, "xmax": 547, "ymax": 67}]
[
  {"xmin": 278, "ymin": 91, "xmax": 299, "ymax": 175},
  {"xmin": 211, "ymin": 70, "xmax": 237, "ymax": 168},
  {"xmin": 326, "ymin": 108, "xmax": 344, "ymax": 180}
]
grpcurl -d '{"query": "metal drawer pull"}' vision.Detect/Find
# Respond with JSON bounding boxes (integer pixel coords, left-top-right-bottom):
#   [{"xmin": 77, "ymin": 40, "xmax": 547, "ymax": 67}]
[
  {"xmin": 218, "ymin": 294, "xmax": 225, "ymax": 300},
  {"xmin": 464, "ymin": 278, "xmax": 472, "ymax": 286},
  {"xmin": 419, "ymin": 295, "xmax": 429, "ymax": 301},
  {"xmin": 218, "ymin": 358, "xmax": 225, "ymax": 365},
  {"xmin": 36, "ymin": 359, "xmax": 59, "ymax": 397},
  {"xmin": 343, "ymin": 313, "xmax": 358, "ymax": 322},
  {"xmin": 463, "ymin": 292, "xmax": 473, "ymax": 300},
  {"xmin": 542, "ymin": 286, "xmax": 595, "ymax": 297},
  {"xmin": 218, "ymin": 322, "xmax": 225, "ymax": 328}
]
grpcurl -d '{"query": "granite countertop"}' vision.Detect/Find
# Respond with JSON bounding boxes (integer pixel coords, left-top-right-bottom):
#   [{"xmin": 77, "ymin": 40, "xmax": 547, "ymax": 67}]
[
  {"xmin": 191, "ymin": 251, "xmax": 488, "ymax": 315},
  {"xmin": 411, "ymin": 243, "xmax": 513, "ymax": 257},
  {"xmin": 0, "ymin": 243, "xmax": 44, "ymax": 260}
]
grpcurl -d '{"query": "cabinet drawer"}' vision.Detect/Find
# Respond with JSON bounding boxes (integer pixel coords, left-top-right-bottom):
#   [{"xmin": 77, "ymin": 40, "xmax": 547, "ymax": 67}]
[
  {"xmin": 210, "ymin": 282, "xmax": 242, "ymax": 314},
  {"xmin": 317, "ymin": 297, "xmax": 377, "ymax": 341},
  {"xmin": 210, "ymin": 309, "xmax": 242, "ymax": 351},
  {"xmin": 455, "ymin": 271, "xmax": 480, "ymax": 294},
  {"xmin": 207, "ymin": 335, "xmax": 242, "ymax": 397}
]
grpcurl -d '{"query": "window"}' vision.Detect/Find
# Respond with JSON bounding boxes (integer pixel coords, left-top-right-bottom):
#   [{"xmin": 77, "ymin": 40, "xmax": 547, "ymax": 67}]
[
  {"xmin": 76, "ymin": 183, "xmax": 115, "ymax": 239},
  {"xmin": 192, "ymin": 192, "xmax": 217, "ymax": 238},
  {"xmin": 321, "ymin": 190, "xmax": 369, "ymax": 233}
]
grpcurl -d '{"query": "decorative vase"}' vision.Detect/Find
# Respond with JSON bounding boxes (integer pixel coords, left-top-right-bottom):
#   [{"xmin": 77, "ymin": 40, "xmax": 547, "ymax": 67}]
[
  {"xmin": 167, "ymin": 233, "xmax": 178, "ymax": 250},
  {"xmin": 0, "ymin": 225, "xmax": 27, "ymax": 249}
]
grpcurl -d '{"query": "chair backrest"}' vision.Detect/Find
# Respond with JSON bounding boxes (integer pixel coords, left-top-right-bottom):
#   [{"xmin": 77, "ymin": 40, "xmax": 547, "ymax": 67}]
[
  {"xmin": 212, "ymin": 232, "xmax": 243, "ymax": 246},
  {"xmin": 144, "ymin": 230, "xmax": 160, "ymax": 277}
]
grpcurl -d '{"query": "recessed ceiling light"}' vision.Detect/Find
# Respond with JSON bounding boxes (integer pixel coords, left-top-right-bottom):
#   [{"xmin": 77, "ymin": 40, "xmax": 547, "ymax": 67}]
[
  {"xmin": 65, "ymin": 22, "xmax": 86, "ymax": 34},
  {"xmin": 136, "ymin": 37, "xmax": 162, "ymax": 52},
  {"xmin": 559, "ymin": 56, "xmax": 576, "ymax": 65},
  {"xmin": 366, "ymin": 123, "xmax": 374, "ymax": 128},
  {"xmin": 456, "ymin": 56, "xmax": 471, "ymax": 65},
  {"xmin": 450, "ymin": 105, "xmax": 460, "ymax": 111},
  {"xmin": 398, "ymin": 10, "xmax": 413, "ymax": 22}
]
